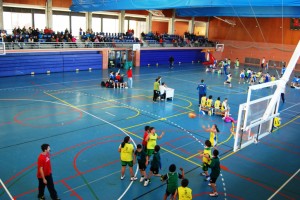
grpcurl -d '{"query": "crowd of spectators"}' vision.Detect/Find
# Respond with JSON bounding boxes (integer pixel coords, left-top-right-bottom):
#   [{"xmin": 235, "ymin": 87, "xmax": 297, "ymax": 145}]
[
  {"xmin": 141, "ymin": 31, "xmax": 215, "ymax": 47},
  {"xmin": 0, "ymin": 26, "xmax": 215, "ymax": 49}
]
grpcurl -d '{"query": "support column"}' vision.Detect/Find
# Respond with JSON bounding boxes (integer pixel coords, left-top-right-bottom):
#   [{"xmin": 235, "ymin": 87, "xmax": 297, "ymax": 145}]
[
  {"xmin": 168, "ymin": 9, "xmax": 175, "ymax": 34},
  {"xmin": 188, "ymin": 17, "xmax": 195, "ymax": 34},
  {"xmin": 45, "ymin": 0, "xmax": 53, "ymax": 29},
  {"xmin": 86, "ymin": 12, "xmax": 92, "ymax": 31},
  {"xmin": 118, "ymin": 10, "xmax": 125, "ymax": 33},
  {"xmin": 0, "ymin": 0, "xmax": 3, "ymax": 30},
  {"xmin": 145, "ymin": 12, "xmax": 152, "ymax": 33}
]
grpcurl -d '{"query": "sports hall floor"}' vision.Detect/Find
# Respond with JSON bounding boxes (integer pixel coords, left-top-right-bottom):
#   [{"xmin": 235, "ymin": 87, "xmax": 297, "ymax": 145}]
[{"xmin": 0, "ymin": 63, "xmax": 299, "ymax": 200}]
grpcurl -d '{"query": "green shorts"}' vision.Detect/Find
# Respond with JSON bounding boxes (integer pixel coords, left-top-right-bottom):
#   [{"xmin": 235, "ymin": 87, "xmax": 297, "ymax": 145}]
[
  {"xmin": 147, "ymin": 149, "xmax": 154, "ymax": 156},
  {"xmin": 202, "ymin": 162, "xmax": 209, "ymax": 171},
  {"xmin": 121, "ymin": 161, "xmax": 133, "ymax": 167}
]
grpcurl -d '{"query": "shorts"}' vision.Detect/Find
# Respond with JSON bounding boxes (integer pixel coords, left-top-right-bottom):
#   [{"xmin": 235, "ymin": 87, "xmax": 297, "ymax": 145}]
[
  {"xmin": 150, "ymin": 166, "xmax": 159, "ymax": 174},
  {"xmin": 165, "ymin": 189, "xmax": 176, "ymax": 197},
  {"xmin": 202, "ymin": 162, "xmax": 209, "ymax": 171},
  {"xmin": 240, "ymin": 75, "xmax": 245, "ymax": 78},
  {"xmin": 121, "ymin": 161, "xmax": 133, "ymax": 167},
  {"xmin": 138, "ymin": 162, "xmax": 147, "ymax": 171},
  {"xmin": 147, "ymin": 149, "xmax": 154, "ymax": 156},
  {"xmin": 225, "ymin": 81, "xmax": 231, "ymax": 84},
  {"xmin": 210, "ymin": 177, "xmax": 218, "ymax": 183}
]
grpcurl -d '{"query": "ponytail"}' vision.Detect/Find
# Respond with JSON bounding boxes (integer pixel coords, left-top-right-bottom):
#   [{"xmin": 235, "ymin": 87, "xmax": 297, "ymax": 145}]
[
  {"xmin": 121, "ymin": 136, "xmax": 130, "ymax": 148},
  {"xmin": 214, "ymin": 124, "xmax": 220, "ymax": 133}
]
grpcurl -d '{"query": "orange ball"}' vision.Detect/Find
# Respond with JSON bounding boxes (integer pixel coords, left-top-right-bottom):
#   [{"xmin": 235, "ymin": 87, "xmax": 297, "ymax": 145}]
[{"xmin": 188, "ymin": 112, "xmax": 197, "ymax": 118}]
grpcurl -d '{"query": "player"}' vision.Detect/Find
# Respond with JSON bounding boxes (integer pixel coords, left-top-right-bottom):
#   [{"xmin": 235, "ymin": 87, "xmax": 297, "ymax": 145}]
[{"xmin": 202, "ymin": 124, "xmax": 220, "ymax": 148}]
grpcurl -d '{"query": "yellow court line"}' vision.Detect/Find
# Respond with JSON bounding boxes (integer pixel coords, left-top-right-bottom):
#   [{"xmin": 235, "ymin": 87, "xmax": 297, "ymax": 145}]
[
  {"xmin": 144, "ymin": 95, "xmax": 194, "ymax": 111},
  {"xmin": 272, "ymin": 115, "xmax": 300, "ymax": 132},
  {"xmin": 101, "ymin": 105, "xmax": 140, "ymax": 119},
  {"xmin": 77, "ymin": 95, "xmax": 145, "ymax": 107},
  {"xmin": 176, "ymin": 94, "xmax": 198, "ymax": 101},
  {"xmin": 44, "ymin": 92, "xmax": 78, "ymax": 109},
  {"xmin": 122, "ymin": 129, "xmax": 201, "ymax": 167},
  {"xmin": 123, "ymin": 111, "xmax": 191, "ymax": 130},
  {"xmin": 186, "ymin": 132, "xmax": 234, "ymax": 160}
]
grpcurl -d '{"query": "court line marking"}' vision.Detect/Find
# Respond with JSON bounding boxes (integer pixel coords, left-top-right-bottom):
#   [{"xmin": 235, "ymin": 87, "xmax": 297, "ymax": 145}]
[
  {"xmin": 105, "ymin": 111, "xmax": 116, "ymax": 117},
  {"xmin": 280, "ymin": 102, "xmax": 300, "ymax": 112},
  {"xmin": 0, "ymin": 97, "xmax": 138, "ymax": 200},
  {"xmin": 267, "ymin": 168, "xmax": 300, "ymax": 200}
]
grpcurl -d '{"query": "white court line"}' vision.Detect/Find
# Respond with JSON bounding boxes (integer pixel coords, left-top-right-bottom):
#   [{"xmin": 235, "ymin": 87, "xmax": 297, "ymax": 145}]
[
  {"xmin": 105, "ymin": 111, "xmax": 116, "ymax": 116},
  {"xmin": 0, "ymin": 98, "xmax": 138, "ymax": 200},
  {"xmin": 267, "ymin": 168, "xmax": 300, "ymax": 200},
  {"xmin": 280, "ymin": 102, "xmax": 300, "ymax": 112}
]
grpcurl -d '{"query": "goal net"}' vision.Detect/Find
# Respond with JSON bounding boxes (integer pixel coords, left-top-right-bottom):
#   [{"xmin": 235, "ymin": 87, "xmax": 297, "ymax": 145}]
[{"xmin": 233, "ymin": 40, "xmax": 300, "ymax": 152}]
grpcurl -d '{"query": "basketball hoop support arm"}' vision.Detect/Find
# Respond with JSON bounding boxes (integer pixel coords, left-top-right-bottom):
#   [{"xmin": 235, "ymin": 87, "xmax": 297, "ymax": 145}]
[{"xmin": 262, "ymin": 40, "xmax": 300, "ymax": 120}]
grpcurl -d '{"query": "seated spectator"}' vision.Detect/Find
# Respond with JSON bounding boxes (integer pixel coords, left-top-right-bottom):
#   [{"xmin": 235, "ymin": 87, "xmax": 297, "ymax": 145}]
[{"xmin": 159, "ymin": 82, "xmax": 167, "ymax": 100}]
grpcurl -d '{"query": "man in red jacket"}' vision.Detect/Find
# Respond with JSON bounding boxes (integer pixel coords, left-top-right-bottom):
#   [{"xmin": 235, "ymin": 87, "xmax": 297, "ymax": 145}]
[{"xmin": 37, "ymin": 144, "xmax": 60, "ymax": 200}]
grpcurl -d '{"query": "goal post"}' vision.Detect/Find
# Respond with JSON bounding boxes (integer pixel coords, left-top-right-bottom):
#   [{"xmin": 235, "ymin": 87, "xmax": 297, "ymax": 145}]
[{"xmin": 233, "ymin": 40, "xmax": 300, "ymax": 152}]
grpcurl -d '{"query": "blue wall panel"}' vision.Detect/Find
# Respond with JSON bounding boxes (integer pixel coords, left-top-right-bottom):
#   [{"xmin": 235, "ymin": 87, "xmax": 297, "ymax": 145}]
[
  {"xmin": 140, "ymin": 49, "xmax": 206, "ymax": 66},
  {"xmin": 0, "ymin": 51, "xmax": 102, "ymax": 77}
]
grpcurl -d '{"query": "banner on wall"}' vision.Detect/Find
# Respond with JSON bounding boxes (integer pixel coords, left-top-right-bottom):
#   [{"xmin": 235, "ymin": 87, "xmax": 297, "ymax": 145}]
[{"xmin": 290, "ymin": 18, "xmax": 300, "ymax": 30}]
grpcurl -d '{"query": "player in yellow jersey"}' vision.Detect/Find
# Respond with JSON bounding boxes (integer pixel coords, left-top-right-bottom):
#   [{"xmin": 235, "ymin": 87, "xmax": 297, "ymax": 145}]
[
  {"xmin": 199, "ymin": 94, "xmax": 207, "ymax": 111},
  {"xmin": 205, "ymin": 95, "xmax": 213, "ymax": 115},
  {"xmin": 202, "ymin": 124, "xmax": 220, "ymax": 147},
  {"xmin": 200, "ymin": 140, "xmax": 212, "ymax": 181},
  {"xmin": 174, "ymin": 179, "xmax": 192, "ymax": 200},
  {"xmin": 214, "ymin": 97, "xmax": 221, "ymax": 114},
  {"xmin": 118, "ymin": 136, "xmax": 137, "ymax": 181}
]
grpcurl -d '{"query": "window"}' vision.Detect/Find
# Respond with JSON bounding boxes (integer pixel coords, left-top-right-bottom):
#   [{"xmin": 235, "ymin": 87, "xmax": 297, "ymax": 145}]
[
  {"xmin": 3, "ymin": 12, "xmax": 32, "ymax": 34},
  {"xmin": 128, "ymin": 20, "xmax": 146, "ymax": 39},
  {"xmin": 71, "ymin": 16, "xmax": 86, "ymax": 37},
  {"xmin": 52, "ymin": 15, "xmax": 70, "ymax": 33},
  {"xmin": 92, "ymin": 17, "xmax": 101, "ymax": 33},
  {"xmin": 102, "ymin": 18, "xmax": 119, "ymax": 33},
  {"xmin": 34, "ymin": 13, "xmax": 46, "ymax": 30}
]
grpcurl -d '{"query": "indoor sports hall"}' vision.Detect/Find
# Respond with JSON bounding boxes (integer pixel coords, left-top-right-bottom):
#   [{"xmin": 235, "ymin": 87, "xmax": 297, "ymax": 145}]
[{"xmin": 0, "ymin": 1, "xmax": 300, "ymax": 200}]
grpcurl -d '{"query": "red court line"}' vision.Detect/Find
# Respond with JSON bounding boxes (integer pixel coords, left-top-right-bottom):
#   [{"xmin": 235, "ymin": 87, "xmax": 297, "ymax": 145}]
[
  {"xmin": 4, "ymin": 134, "xmax": 123, "ymax": 186},
  {"xmin": 13, "ymin": 106, "xmax": 83, "ymax": 128},
  {"xmin": 60, "ymin": 180, "xmax": 83, "ymax": 200},
  {"xmin": 267, "ymin": 137, "xmax": 300, "ymax": 149},
  {"xmin": 73, "ymin": 140, "xmax": 120, "ymax": 174},
  {"xmin": 235, "ymin": 153, "xmax": 300, "ymax": 180},
  {"xmin": 193, "ymin": 191, "xmax": 244, "ymax": 199},
  {"xmin": 222, "ymin": 167, "xmax": 295, "ymax": 200},
  {"xmin": 260, "ymin": 141, "xmax": 300, "ymax": 156}
]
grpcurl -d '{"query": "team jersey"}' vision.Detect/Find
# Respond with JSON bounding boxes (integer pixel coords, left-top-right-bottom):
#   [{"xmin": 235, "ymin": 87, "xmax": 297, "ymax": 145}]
[
  {"xmin": 37, "ymin": 152, "xmax": 52, "ymax": 178},
  {"xmin": 271, "ymin": 77, "xmax": 276, "ymax": 81},
  {"xmin": 154, "ymin": 81, "xmax": 159, "ymax": 91},
  {"xmin": 209, "ymin": 157, "xmax": 220, "ymax": 178},
  {"xmin": 214, "ymin": 100, "xmax": 221, "ymax": 109},
  {"xmin": 221, "ymin": 101, "xmax": 228, "ymax": 111},
  {"xmin": 120, "ymin": 143, "xmax": 134, "ymax": 162},
  {"xmin": 177, "ymin": 186, "xmax": 192, "ymax": 200},
  {"xmin": 210, "ymin": 131, "xmax": 218, "ymax": 147},
  {"xmin": 202, "ymin": 146, "xmax": 212, "ymax": 164},
  {"xmin": 206, "ymin": 99, "xmax": 213, "ymax": 108},
  {"xmin": 201, "ymin": 96, "xmax": 207, "ymax": 107},
  {"xmin": 162, "ymin": 172, "xmax": 183, "ymax": 194},
  {"xmin": 135, "ymin": 150, "xmax": 147, "ymax": 164},
  {"xmin": 147, "ymin": 133, "xmax": 158, "ymax": 150},
  {"xmin": 240, "ymin": 72, "xmax": 245, "ymax": 78}
]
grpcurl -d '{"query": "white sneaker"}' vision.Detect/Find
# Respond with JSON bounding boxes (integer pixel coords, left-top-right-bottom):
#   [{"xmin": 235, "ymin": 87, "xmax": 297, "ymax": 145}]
[
  {"xmin": 201, "ymin": 172, "xmax": 206, "ymax": 176},
  {"xmin": 205, "ymin": 176, "xmax": 211, "ymax": 181},
  {"xmin": 144, "ymin": 179, "xmax": 149, "ymax": 186},
  {"xmin": 140, "ymin": 177, "xmax": 145, "ymax": 182},
  {"xmin": 130, "ymin": 176, "xmax": 137, "ymax": 181},
  {"xmin": 121, "ymin": 175, "xmax": 125, "ymax": 180}
]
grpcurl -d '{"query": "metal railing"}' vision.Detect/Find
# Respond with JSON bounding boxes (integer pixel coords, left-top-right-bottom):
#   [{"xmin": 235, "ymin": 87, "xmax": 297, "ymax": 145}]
[{"xmin": 0, "ymin": 41, "xmax": 215, "ymax": 50}]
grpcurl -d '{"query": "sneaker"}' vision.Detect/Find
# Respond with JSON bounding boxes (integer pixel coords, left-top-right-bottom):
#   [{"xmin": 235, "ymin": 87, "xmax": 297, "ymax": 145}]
[
  {"xmin": 208, "ymin": 183, "xmax": 216, "ymax": 186},
  {"xmin": 130, "ymin": 176, "xmax": 137, "ymax": 181},
  {"xmin": 121, "ymin": 175, "xmax": 125, "ymax": 180},
  {"xmin": 201, "ymin": 172, "xmax": 206, "ymax": 176},
  {"xmin": 140, "ymin": 177, "xmax": 145, "ymax": 182},
  {"xmin": 144, "ymin": 179, "xmax": 149, "ymax": 186},
  {"xmin": 205, "ymin": 176, "xmax": 211, "ymax": 181},
  {"xmin": 39, "ymin": 196, "xmax": 46, "ymax": 200},
  {"xmin": 209, "ymin": 192, "xmax": 218, "ymax": 197}
]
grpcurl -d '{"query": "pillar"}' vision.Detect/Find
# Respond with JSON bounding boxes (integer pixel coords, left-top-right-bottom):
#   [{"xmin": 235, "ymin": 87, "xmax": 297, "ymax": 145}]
[
  {"xmin": 118, "ymin": 10, "xmax": 125, "ymax": 33},
  {"xmin": 102, "ymin": 49, "xmax": 109, "ymax": 69},
  {"xmin": 168, "ymin": 9, "xmax": 175, "ymax": 34},
  {"xmin": 86, "ymin": 12, "xmax": 92, "ymax": 31},
  {"xmin": 145, "ymin": 12, "xmax": 152, "ymax": 33},
  {"xmin": 0, "ymin": 0, "xmax": 4, "ymax": 30},
  {"xmin": 45, "ymin": 0, "xmax": 53, "ymax": 29},
  {"xmin": 188, "ymin": 17, "xmax": 195, "ymax": 34},
  {"xmin": 134, "ymin": 50, "xmax": 140, "ymax": 67}
]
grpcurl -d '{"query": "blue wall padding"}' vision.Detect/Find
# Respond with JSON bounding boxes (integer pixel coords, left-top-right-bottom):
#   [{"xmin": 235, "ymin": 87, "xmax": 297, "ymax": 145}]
[
  {"xmin": 140, "ymin": 49, "xmax": 205, "ymax": 66},
  {"xmin": 0, "ymin": 51, "xmax": 102, "ymax": 77}
]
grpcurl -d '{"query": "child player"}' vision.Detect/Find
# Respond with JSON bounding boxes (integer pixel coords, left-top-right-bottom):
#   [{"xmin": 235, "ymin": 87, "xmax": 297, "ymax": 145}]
[
  {"xmin": 200, "ymin": 140, "xmax": 212, "ymax": 181},
  {"xmin": 174, "ymin": 179, "xmax": 192, "ymax": 200},
  {"xmin": 134, "ymin": 144, "xmax": 149, "ymax": 186},
  {"xmin": 145, "ymin": 145, "xmax": 161, "ymax": 186},
  {"xmin": 161, "ymin": 164, "xmax": 185, "ymax": 200}
]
